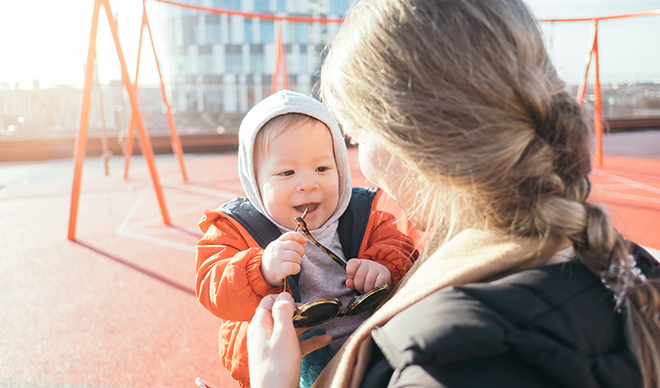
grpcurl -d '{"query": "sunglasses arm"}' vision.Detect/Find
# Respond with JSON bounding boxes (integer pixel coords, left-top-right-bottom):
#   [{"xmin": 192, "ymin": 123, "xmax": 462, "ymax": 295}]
[{"xmin": 294, "ymin": 217, "xmax": 346, "ymax": 269}]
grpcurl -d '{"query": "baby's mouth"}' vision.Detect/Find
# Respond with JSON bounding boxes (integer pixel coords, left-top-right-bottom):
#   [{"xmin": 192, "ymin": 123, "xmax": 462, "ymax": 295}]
[{"xmin": 295, "ymin": 203, "xmax": 318, "ymax": 213}]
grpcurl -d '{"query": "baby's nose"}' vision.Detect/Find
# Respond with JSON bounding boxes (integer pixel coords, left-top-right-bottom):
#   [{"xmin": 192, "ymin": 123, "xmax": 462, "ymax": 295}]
[{"xmin": 297, "ymin": 174, "xmax": 319, "ymax": 191}]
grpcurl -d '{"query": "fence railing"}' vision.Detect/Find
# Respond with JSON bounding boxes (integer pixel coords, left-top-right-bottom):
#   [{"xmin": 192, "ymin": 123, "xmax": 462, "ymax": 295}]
[
  {"xmin": 2, "ymin": 82, "xmax": 659, "ymax": 143},
  {"xmin": 0, "ymin": 83, "xmax": 249, "ymax": 142}
]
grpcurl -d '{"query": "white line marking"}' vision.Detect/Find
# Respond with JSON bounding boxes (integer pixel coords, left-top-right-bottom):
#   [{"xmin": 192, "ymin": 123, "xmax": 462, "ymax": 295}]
[
  {"xmin": 591, "ymin": 170, "xmax": 660, "ymax": 195},
  {"xmin": 116, "ymin": 183, "xmax": 240, "ymax": 253},
  {"xmin": 127, "ymin": 198, "xmax": 226, "ymax": 229},
  {"xmin": 162, "ymin": 179, "xmax": 241, "ymax": 198},
  {"xmin": 596, "ymin": 191, "xmax": 660, "ymax": 205},
  {"xmin": 118, "ymin": 183, "xmax": 151, "ymax": 231},
  {"xmin": 592, "ymin": 183, "xmax": 641, "ymax": 190},
  {"xmin": 116, "ymin": 227, "xmax": 197, "ymax": 253}
]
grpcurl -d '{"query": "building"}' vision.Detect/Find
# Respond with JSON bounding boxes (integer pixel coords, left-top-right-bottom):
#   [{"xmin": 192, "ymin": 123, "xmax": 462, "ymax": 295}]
[{"xmin": 158, "ymin": 0, "xmax": 354, "ymax": 130}]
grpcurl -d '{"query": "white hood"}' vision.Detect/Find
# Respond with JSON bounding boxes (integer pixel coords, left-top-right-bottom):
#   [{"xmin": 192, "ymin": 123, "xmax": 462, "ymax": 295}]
[{"xmin": 237, "ymin": 90, "xmax": 352, "ymax": 231}]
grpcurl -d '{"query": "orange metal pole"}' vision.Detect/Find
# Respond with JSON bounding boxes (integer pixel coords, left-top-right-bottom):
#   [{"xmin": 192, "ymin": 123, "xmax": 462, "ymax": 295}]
[
  {"xmin": 124, "ymin": 106, "xmax": 137, "ymax": 178},
  {"xmin": 592, "ymin": 20, "xmax": 603, "ymax": 169},
  {"xmin": 123, "ymin": 8, "xmax": 146, "ymax": 179},
  {"xmin": 102, "ymin": 0, "xmax": 172, "ymax": 225},
  {"xmin": 68, "ymin": 0, "xmax": 102, "ymax": 241},
  {"xmin": 576, "ymin": 22, "xmax": 596, "ymax": 106},
  {"xmin": 144, "ymin": 0, "xmax": 188, "ymax": 181}
]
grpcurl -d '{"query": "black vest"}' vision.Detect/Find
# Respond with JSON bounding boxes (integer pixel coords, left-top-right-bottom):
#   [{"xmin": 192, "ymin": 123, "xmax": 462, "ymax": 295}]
[{"xmin": 217, "ymin": 186, "xmax": 379, "ymax": 301}]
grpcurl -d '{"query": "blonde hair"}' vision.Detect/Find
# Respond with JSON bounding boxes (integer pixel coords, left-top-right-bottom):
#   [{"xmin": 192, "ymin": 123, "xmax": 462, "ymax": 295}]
[{"xmin": 320, "ymin": 0, "xmax": 660, "ymax": 386}]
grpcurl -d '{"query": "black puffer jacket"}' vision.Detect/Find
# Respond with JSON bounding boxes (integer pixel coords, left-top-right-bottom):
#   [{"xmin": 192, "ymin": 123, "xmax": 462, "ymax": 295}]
[{"xmin": 361, "ymin": 247, "xmax": 658, "ymax": 388}]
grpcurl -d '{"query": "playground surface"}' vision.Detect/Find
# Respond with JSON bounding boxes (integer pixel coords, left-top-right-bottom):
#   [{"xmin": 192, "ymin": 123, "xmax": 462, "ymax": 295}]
[{"xmin": 1, "ymin": 131, "xmax": 659, "ymax": 388}]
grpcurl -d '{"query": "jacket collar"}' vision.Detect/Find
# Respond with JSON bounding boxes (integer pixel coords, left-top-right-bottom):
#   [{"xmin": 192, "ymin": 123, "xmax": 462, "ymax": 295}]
[{"xmin": 313, "ymin": 228, "xmax": 564, "ymax": 388}]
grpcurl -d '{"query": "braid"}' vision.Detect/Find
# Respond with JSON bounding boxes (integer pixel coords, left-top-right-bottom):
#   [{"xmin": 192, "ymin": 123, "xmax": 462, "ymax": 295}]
[
  {"xmin": 509, "ymin": 77, "xmax": 660, "ymax": 388},
  {"xmin": 574, "ymin": 201, "xmax": 660, "ymax": 388},
  {"xmin": 486, "ymin": 89, "xmax": 590, "ymax": 238},
  {"xmin": 536, "ymin": 89, "xmax": 660, "ymax": 388}
]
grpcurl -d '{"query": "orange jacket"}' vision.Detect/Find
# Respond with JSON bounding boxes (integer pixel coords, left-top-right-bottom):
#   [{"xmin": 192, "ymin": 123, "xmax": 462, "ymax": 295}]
[{"xmin": 195, "ymin": 189, "xmax": 418, "ymax": 387}]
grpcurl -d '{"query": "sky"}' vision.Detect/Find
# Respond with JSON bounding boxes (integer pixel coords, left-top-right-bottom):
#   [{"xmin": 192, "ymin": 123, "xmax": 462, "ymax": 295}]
[
  {"xmin": 0, "ymin": 0, "xmax": 165, "ymax": 86},
  {"xmin": 0, "ymin": 0, "xmax": 659, "ymax": 88}
]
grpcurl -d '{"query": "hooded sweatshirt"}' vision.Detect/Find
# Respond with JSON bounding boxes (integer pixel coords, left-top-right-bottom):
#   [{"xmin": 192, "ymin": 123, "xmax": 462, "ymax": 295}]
[{"xmin": 237, "ymin": 89, "xmax": 370, "ymax": 350}]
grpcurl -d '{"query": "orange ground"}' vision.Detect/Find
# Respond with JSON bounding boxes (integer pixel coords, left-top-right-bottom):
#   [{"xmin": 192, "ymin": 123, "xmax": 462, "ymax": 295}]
[{"xmin": 0, "ymin": 143, "xmax": 658, "ymax": 387}]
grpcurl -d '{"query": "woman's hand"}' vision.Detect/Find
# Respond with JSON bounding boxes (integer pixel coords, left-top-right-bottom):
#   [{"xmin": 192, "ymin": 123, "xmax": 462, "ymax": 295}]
[
  {"xmin": 248, "ymin": 293, "xmax": 301, "ymax": 388},
  {"xmin": 346, "ymin": 259, "xmax": 392, "ymax": 293},
  {"xmin": 248, "ymin": 293, "xmax": 333, "ymax": 388},
  {"xmin": 260, "ymin": 232, "xmax": 307, "ymax": 287}
]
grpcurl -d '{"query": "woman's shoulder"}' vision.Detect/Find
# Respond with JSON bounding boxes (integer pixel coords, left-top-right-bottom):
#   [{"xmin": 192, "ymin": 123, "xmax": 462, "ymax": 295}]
[
  {"xmin": 371, "ymin": 262, "xmax": 641, "ymax": 387},
  {"xmin": 375, "ymin": 263, "xmax": 613, "ymax": 352}
]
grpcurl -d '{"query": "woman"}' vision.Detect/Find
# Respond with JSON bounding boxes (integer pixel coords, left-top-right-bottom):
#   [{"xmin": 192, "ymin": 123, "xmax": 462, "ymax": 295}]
[{"xmin": 247, "ymin": 0, "xmax": 660, "ymax": 387}]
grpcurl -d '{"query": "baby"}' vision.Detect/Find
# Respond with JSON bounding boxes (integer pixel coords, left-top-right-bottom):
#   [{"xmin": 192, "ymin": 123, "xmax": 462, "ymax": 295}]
[{"xmin": 195, "ymin": 90, "xmax": 418, "ymax": 387}]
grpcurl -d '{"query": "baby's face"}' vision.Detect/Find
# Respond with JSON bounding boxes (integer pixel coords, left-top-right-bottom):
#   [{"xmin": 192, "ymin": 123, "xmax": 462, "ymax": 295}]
[{"xmin": 255, "ymin": 120, "xmax": 339, "ymax": 230}]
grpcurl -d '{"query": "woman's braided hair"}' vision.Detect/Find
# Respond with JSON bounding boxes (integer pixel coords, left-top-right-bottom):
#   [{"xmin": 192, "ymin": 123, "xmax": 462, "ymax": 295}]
[{"xmin": 320, "ymin": 0, "xmax": 660, "ymax": 386}]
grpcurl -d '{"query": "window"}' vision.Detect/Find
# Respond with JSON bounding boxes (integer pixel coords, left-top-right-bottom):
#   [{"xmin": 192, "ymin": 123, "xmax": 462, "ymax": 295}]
[
  {"xmin": 254, "ymin": 0, "xmax": 269, "ymax": 12},
  {"xmin": 299, "ymin": 44, "xmax": 308, "ymax": 73},
  {"xmin": 228, "ymin": 17, "xmax": 233, "ymax": 43},
  {"xmin": 250, "ymin": 44, "xmax": 265, "ymax": 74},
  {"xmin": 320, "ymin": 23, "xmax": 328, "ymax": 43},
  {"xmin": 285, "ymin": 44, "xmax": 294, "ymax": 72},
  {"xmin": 288, "ymin": 74, "xmax": 297, "ymax": 91},
  {"xmin": 182, "ymin": 0, "xmax": 201, "ymax": 16},
  {"xmin": 329, "ymin": 0, "xmax": 349, "ymax": 16},
  {"xmin": 262, "ymin": 75, "xmax": 272, "ymax": 96},
  {"xmin": 286, "ymin": 21, "xmax": 296, "ymax": 44},
  {"xmin": 226, "ymin": 44, "xmax": 243, "ymax": 73},
  {"xmin": 297, "ymin": 23, "xmax": 308, "ymax": 44},
  {"xmin": 260, "ymin": 20, "xmax": 274, "ymax": 43},
  {"xmin": 199, "ymin": 45, "xmax": 213, "ymax": 74},
  {"xmin": 244, "ymin": 19, "xmax": 253, "ymax": 43},
  {"xmin": 182, "ymin": 16, "xmax": 198, "ymax": 45},
  {"xmin": 213, "ymin": 0, "xmax": 240, "ymax": 10},
  {"xmin": 205, "ymin": 15, "xmax": 221, "ymax": 44}
]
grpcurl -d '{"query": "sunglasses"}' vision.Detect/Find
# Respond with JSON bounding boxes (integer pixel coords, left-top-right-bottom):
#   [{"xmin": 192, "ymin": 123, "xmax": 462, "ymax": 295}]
[{"xmin": 284, "ymin": 213, "xmax": 390, "ymax": 328}]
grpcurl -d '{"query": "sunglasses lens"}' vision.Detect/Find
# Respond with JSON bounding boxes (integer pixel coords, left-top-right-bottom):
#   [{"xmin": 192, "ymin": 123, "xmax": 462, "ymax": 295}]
[
  {"xmin": 293, "ymin": 298, "xmax": 342, "ymax": 328},
  {"xmin": 347, "ymin": 283, "xmax": 389, "ymax": 315}
]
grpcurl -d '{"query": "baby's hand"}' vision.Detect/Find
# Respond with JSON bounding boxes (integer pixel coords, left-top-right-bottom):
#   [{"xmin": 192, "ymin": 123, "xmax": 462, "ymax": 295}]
[
  {"xmin": 345, "ymin": 259, "xmax": 392, "ymax": 293},
  {"xmin": 261, "ymin": 232, "xmax": 307, "ymax": 287}
]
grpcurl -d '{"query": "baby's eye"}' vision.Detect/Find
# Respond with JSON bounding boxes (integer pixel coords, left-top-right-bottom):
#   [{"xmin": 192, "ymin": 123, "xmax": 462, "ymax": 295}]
[
  {"xmin": 281, "ymin": 170, "xmax": 295, "ymax": 176},
  {"xmin": 316, "ymin": 166, "xmax": 331, "ymax": 173}
]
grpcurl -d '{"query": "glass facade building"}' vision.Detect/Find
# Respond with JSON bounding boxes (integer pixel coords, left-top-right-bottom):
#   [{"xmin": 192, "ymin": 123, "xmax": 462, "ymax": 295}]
[{"xmin": 158, "ymin": 0, "xmax": 353, "ymax": 130}]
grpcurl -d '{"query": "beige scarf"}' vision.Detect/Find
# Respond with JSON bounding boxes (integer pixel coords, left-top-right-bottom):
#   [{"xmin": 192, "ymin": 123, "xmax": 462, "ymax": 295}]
[{"xmin": 313, "ymin": 228, "xmax": 563, "ymax": 388}]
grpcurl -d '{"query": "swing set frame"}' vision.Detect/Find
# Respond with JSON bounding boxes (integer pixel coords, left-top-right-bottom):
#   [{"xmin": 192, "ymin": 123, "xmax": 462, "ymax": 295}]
[{"xmin": 67, "ymin": 0, "xmax": 660, "ymax": 241}]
